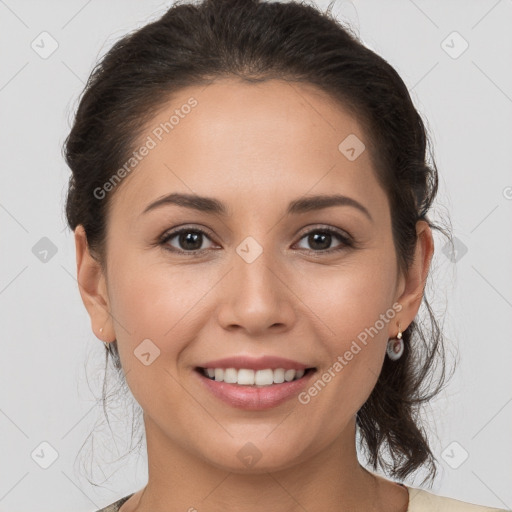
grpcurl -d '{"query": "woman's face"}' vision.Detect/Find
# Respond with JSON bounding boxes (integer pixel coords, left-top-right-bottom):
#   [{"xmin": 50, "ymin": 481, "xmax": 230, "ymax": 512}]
[{"xmin": 77, "ymin": 78, "xmax": 430, "ymax": 472}]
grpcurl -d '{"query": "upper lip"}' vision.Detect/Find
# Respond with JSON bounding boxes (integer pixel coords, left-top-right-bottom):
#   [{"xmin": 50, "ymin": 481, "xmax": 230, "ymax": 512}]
[{"xmin": 197, "ymin": 355, "xmax": 314, "ymax": 371}]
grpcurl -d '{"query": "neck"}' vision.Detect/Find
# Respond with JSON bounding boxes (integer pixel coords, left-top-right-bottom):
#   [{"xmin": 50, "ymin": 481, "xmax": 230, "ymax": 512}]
[{"xmin": 132, "ymin": 416, "xmax": 388, "ymax": 512}]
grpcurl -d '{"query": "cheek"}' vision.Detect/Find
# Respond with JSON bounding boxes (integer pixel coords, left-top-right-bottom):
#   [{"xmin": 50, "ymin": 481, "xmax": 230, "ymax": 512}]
[
  {"xmin": 106, "ymin": 251, "xmax": 204, "ymax": 361},
  {"xmin": 298, "ymin": 249, "xmax": 397, "ymax": 410},
  {"xmin": 106, "ymin": 259, "xmax": 205, "ymax": 415},
  {"xmin": 110, "ymin": 240, "xmax": 194, "ymax": 319},
  {"xmin": 303, "ymin": 249, "xmax": 398, "ymax": 345}
]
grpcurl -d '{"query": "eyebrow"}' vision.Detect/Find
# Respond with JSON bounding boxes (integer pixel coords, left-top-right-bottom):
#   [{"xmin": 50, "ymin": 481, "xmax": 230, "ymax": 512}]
[{"xmin": 141, "ymin": 192, "xmax": 373, "ymax": 222}]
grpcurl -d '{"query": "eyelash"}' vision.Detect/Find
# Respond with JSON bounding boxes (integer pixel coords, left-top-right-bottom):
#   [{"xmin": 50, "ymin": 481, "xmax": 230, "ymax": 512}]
[{"xmin": 157, "ymin": 225, "xmax": 355, "ymax": 256}]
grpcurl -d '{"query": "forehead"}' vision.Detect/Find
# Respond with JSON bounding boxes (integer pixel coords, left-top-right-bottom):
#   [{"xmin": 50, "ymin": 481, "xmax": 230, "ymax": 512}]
[{"xmin": 108, "ymin": 78, "xmax": 384, "ymax": 219}]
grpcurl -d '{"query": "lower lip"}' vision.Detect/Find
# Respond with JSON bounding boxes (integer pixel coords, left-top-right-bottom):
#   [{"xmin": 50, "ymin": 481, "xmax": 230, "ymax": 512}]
[{"xmin": 195, "ymin": 369, "xmax": 316, "ymax": 410}]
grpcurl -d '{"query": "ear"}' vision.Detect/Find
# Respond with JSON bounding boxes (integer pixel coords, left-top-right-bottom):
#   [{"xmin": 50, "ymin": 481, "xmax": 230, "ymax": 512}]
[
  {"xmin": 393, "ymin": 220, "xmax": 434, "ymax": 335},
  {"xmin": 74, "ymin": 225, "xmax": 115, "ymax": 343}
]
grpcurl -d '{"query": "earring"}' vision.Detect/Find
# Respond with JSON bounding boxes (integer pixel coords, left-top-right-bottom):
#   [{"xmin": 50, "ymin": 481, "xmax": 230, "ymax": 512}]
[
  {"xmin": 386, "ymin": 323, "xmax": 404, "ymax": 360},
  {"xmin": 99, "ymin": 327, "xmax": 112, "ymax": 353}
]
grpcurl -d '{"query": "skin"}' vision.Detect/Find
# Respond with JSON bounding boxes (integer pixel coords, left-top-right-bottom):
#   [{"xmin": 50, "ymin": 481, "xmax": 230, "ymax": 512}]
[{"xmin": 75, "ymin": 78, "xmax": 434, "ymax": 511}]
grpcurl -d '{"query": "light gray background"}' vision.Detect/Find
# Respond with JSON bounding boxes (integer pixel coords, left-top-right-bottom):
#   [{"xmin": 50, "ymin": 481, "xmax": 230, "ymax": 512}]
[{"xmin": 0, "ymin": 0, "xmax": 511, "ymax": 510}]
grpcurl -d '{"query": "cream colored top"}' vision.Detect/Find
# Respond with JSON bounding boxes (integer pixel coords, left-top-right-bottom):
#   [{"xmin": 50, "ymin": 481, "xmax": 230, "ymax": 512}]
[
  {"xmin": 95, "ymin": 486, "xmax": 509, "ymax": 511},
  {"xmin": 407, "ymin": 486, "xmax": 508, "ymax": 511}
]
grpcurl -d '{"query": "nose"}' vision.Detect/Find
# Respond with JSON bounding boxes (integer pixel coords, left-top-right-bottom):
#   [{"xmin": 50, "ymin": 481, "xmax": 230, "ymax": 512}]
[{"xmin": 216, "ymin": 246, "xmax": 297, "ymax": 337}]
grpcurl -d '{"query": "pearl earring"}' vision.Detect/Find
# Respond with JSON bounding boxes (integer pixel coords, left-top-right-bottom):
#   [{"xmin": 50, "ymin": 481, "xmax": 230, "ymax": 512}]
[
  {"xmin": 386, "ymin": 323, "xmax": 404, "ymax": 360},
  {"xmin": 103, "ymin": 341, "xmax": 112, "ymax": 353},
  {"xmin": 99, "ymin": 327, "xmax": 111, "ymax": 353}
]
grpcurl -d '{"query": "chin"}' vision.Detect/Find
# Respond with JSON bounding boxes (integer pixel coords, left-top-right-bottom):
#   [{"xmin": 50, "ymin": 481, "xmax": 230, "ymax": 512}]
[{"xmin": 194, "ymin": 434, "xmax": 312, "ymax": 474}]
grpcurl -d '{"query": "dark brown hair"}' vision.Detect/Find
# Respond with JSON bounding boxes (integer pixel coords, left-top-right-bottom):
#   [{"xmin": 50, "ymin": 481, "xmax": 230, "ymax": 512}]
[{"xmin": 64, "ymin": 0, "xmax": 453, "ymax": 485}]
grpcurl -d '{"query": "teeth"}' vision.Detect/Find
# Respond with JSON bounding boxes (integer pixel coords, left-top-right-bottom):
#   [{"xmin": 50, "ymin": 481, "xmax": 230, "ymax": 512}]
[
  {"xmin": 202, "ymin": 367, "xmax": 308, "ymax": 385},
  {"xmin": 255, "ymin": 369, "xmax": 274, "ymax": 386},
  {"xmin": 273, "ymin": 368, "xmax": 285, "ymax": 384},
  {"xmin": 223, "ymin": 368, "xmax": 238, "ymax": 383},
  {"xmin": 237, "ymin": 369, "xmax": 255, "ymax": 385},
  {"xmin": 284, "ymin": 369, "xmax": 296, "ymax": 382}
]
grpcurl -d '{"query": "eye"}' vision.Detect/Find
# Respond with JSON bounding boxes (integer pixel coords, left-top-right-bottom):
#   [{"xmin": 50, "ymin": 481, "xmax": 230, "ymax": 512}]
[
  {"xmin": 159, "ymin": 227, "xmax": 216, "ymax": 254},
  {"xmin": 158, "ymin": 225, "xmax": 354, "ymax": 255},
  {"xmin": 294, "ymin": 227, "xmax": 353, "ymax": 253}
]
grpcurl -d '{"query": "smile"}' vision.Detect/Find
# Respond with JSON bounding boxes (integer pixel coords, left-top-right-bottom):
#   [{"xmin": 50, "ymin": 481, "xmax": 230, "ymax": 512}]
[
  {"xmin": 198, "ymin": 367, "xmax": 312, "ymax": 386},
  {"xmin": 194, "ymin": 366, "xmax": 317, "ymax": 410}
]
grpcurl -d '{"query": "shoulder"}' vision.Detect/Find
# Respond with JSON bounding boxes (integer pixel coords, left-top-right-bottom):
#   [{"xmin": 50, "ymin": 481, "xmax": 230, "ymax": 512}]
[
  {"xmin": 407, "ymin": 486, "xmax": 509, "ymax": 512},
  {"xmin": 95, "ymin": 493, "xmax": 134, "ymax": 512}
]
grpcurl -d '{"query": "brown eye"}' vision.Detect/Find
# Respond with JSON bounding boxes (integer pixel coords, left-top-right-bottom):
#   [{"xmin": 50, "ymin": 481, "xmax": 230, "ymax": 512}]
[
  {"xmin": 295, "ymin": 228, "xmax": 353, "ymax": 253},
  {"xmin": 158, "ymin": 225, "xmax": 353, "ymax": 256},
  {"xmin": 160, "ymin": 228, "xmax": 215, "ymax": 253}
]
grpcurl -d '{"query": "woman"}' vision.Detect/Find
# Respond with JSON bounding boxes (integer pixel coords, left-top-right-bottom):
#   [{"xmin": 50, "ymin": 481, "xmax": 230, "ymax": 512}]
[{"xmin": 64, "ymin": 0, "xmax": 507, "ymax": 510}]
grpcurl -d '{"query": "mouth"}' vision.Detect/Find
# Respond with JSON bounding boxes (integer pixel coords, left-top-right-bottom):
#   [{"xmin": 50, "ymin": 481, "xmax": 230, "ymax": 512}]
[
  {"xmin": 194, "ymin": 366, "xmax": 318, "ymax": 410},
  {"xmin": 195, "ymin": 366, "xmax": 317, "ymax": 386}
]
